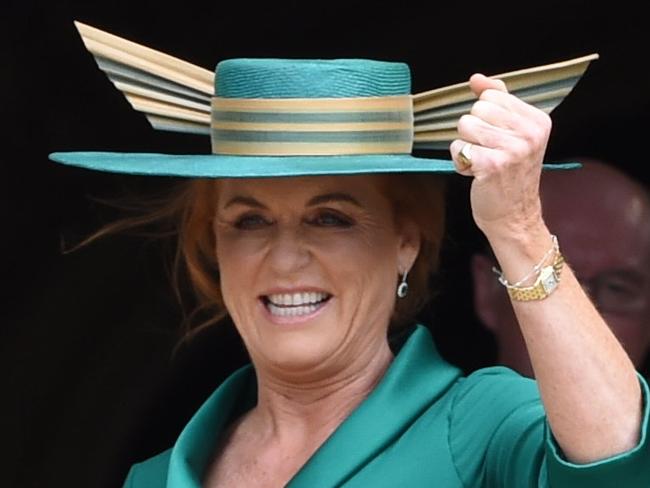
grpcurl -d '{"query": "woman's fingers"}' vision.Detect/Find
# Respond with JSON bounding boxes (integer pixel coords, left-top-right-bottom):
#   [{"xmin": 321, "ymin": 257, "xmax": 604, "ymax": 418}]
[
  {"xmin": 452, "ymin": 112, "xmax": 544, "ymax": 180},
  {"xmin": 457, "ymin": 113, "xmax": 522, "ymax": 150},
  {"xmin": 470, "ymin": 74, "xmax": 550, "ymax": 126},
  {"xmin": 469, "ymin": 73, "xmax": 508, "ymax": 96},
  {"xmin": 452, "ymin": 73, "xmax": 552, "ymax": 176},
  {"xmin": 469, "ymin": 99, "xmax": 524, "ymax": 133},
  {"xmin": 450, "ymin": 139, "xmax": 474, "ymax": 176},
  {"xmin": 450, "ymin": 138, "xmax": 505, "ymax": 177}
]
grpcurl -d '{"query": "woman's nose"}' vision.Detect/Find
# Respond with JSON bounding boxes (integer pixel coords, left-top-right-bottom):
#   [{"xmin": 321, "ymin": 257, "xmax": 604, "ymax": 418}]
[{"xmin": 266, "ymin": 226, "xmax": 311, "ymax": 274}]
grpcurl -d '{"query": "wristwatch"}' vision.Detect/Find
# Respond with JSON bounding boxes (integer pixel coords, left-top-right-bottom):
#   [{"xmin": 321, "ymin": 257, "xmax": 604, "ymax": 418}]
[{"xmin": 506, "ymin": 253, "xmax": 565, "ymax": 301}]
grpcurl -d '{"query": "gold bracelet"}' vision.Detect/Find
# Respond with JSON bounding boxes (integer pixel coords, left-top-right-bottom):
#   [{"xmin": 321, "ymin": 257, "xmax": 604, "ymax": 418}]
[{"xmin": 505, "ymin": 252, "xmax": 565, "ymax": 301}]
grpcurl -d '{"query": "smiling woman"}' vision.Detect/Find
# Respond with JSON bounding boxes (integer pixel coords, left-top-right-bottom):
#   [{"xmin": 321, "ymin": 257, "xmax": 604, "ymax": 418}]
[
  {"xmin": 49, "ymin": 22, "xmax": 650, "ymax": 488},
  {"xmin": 214, "ymin": 176, "xmax": 425, "ymax": 373}
]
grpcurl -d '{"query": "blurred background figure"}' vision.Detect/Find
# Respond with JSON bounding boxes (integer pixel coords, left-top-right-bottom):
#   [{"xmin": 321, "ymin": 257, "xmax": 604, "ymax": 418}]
[{"xmin": 471, "ymin": 159, "xmax": 650, "ymax": 377}]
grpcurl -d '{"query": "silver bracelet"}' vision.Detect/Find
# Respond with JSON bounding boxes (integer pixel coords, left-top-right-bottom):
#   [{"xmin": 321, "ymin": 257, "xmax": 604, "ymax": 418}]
[{"xmin": 491, "ymin": 234, "xmax": 559, "ymax": 288}]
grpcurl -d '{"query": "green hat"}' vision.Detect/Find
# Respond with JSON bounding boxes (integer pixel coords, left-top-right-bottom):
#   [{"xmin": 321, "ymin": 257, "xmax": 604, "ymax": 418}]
[{"xmin": 49, "ymin": 22, "xmax": 597, "ymax": 178}]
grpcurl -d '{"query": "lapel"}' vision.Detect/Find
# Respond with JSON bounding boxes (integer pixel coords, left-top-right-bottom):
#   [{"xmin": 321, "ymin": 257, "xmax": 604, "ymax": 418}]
[
  {"xmin": 166, "ymin": 366, "xmax": 256, "ymax": 487},
  {"xmin": 165, "ymin": 325, "xmax": 460, "ymax": 487},
  {"xmin": 287, "ymin": 325, "xmax": 460, "ymax": 486}
]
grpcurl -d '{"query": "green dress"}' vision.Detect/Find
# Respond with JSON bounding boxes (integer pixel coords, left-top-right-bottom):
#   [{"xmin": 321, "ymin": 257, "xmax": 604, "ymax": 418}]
[{"xmin": 123, "ymin": 325, "xmax": 650, "ymax": 487}]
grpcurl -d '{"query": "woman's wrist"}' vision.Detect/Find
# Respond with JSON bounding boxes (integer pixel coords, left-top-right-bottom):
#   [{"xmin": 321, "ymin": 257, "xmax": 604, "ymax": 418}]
[{"xmin": 485, "ymin": 221, "xmax": 554, "ymax": 288}]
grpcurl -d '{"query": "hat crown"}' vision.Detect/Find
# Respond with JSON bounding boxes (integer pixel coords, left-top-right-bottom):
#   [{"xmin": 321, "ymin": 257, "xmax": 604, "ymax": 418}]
[{"xmin": 214, "ymin": 58, "xmax": 411, "ymax": 99}]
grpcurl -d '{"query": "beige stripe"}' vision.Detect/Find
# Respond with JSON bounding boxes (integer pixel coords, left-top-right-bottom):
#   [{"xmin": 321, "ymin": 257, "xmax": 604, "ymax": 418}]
[
  {"xmin": 211, "ymin": 95, "xmax": 412, "ymax": 113},
  {"xmin": 212, "ymin": 141, "xmax": 412, "ymax": 155},
  {"xmin": 414, "ymin": 129, "xmax": 459, "ymax": 143},
  {"xmin": 126, "ymin": 94, "xmax": 211, "ymax": 124},
  {"xmin": 210, "ymin": 120, "xmax": 413, "ymax": 131}
]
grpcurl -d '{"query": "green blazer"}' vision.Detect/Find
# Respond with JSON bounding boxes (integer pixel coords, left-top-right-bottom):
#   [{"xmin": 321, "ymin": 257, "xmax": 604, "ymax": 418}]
[{"xmin": 123, "ymin": 326, "xmax": 650, "ymax": 487}]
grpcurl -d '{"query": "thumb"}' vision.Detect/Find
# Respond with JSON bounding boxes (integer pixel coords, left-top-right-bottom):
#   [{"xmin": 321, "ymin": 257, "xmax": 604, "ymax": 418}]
[{"xmin": 469, "ymin": 73, "xmax": 508, "ymax": 97}]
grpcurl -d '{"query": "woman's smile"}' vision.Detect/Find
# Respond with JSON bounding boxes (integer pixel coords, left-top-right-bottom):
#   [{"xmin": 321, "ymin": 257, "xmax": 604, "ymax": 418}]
[{"xmin": 260, "ymin": 290, "xmax": 333, "ymax": 324}]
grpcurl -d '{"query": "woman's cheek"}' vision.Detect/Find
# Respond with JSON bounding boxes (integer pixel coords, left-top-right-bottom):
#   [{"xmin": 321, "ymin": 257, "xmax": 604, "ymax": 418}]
[
  {"xmin": 217, "ymin": 229, "xmax": 270, "ymax": 260},
  {"xmin": 307, "ymin": 221, "xmax": 382, "ymax": 253}
]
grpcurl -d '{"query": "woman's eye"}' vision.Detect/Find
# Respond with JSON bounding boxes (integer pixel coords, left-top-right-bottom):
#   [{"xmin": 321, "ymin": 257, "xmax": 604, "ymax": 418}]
[
  {"xmin": 309, "ymin": 211, "xmax": 353, "ymax": 228},
  {"xmin": 234, "ymin": 214, "xmax": 271, "ymax": 230}
]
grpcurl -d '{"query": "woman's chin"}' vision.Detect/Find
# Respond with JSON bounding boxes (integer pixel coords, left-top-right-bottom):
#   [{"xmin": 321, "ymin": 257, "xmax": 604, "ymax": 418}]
[
  {"xmin": 248, "ymin": 332, "xmax": 343, "ymax": 377},
  {"xmin": 268, "ymin": 346, "xmax": 333, "ymax": 373},
  {"xmin": 251, "ymin": 299, "xmax": 346, "ymax": 373}
]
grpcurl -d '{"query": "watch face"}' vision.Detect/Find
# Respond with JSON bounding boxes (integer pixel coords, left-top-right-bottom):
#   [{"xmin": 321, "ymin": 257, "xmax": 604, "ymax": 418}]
[{"xmin": 540, "ymin": 266, "xmax": 559, "ymax": 294}]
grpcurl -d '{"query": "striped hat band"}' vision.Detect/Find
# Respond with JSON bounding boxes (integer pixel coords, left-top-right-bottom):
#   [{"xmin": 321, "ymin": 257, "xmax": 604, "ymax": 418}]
[{"xmin": 210, "ymin": 95, "xmax": 414, "ymax": 156}]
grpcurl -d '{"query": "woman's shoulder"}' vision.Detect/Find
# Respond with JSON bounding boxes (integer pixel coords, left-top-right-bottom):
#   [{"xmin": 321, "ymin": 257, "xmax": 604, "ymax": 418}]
[
  {"xmin": 448, "ymin": 365, "xmax": 543, "ymax": 427},
  {"xmin": 455, "ymin": 365, "xmax": 540, "ymax": 404},
  {"xmin": 122, "ymin": 449, "xmax": 172, "ymax": 488}
]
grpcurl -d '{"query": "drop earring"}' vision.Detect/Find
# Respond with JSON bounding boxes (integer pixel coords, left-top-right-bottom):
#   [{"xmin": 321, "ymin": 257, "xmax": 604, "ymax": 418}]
[{"xmin": 397, "ymin": 269, "xmax": 409, "ymax": 298}]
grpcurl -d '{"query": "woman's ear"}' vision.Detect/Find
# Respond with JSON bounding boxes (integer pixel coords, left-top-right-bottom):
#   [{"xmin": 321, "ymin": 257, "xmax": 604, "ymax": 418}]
[{"xmin": 397, "ymin": 219, "xmax": 421, "ymax": 273}]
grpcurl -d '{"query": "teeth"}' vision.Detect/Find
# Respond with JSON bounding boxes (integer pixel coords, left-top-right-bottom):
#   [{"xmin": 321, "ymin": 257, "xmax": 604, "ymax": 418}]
[
  {"xmin": 266, "ymin": 292, "xmax": 328, "ymax": 307},
  {"xmin": 267, "ymin": 303, "xmax": 321, "ymax": 317}
]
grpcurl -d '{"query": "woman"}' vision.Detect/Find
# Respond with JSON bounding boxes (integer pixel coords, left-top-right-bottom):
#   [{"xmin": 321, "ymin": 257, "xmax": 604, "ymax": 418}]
[{"xmin": 50, "ymin": 23, "xmax": 649, "ymax": 487}]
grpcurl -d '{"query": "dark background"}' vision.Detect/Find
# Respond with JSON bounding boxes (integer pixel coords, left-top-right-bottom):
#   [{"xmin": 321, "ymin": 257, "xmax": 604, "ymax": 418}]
[{"xmin": 2, "ymin": 1, "xmax": 648, "ymax": 487}]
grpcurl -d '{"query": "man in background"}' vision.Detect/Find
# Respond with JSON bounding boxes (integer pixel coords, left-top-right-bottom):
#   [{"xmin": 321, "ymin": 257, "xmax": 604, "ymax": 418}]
[{"xmin": 471, "ymin": 159, "xmax": 650, "ymax": 377}]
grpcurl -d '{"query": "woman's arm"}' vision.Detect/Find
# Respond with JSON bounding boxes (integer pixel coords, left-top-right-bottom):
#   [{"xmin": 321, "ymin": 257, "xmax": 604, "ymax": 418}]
[{"xmin": 451, "ymin": 74, "xmax": 642, "ymax": 464}]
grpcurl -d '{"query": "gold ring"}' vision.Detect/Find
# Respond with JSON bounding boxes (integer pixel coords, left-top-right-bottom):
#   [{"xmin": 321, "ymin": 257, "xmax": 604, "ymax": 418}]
[{"xmin": 458, "ymin": 142, "xmax": 473, "ymax": 167}]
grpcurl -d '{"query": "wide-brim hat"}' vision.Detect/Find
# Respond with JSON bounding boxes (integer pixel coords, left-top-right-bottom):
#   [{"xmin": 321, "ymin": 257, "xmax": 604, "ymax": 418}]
[{"xmin": 49, "ymin": 22, "xmax": 597, "ymax": 178}]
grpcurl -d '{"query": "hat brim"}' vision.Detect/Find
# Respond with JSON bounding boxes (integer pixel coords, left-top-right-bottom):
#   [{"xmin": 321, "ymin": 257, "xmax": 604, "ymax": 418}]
[{"xmin": 49, "ymin": 152, "xmax": 579, "ymax": 178}]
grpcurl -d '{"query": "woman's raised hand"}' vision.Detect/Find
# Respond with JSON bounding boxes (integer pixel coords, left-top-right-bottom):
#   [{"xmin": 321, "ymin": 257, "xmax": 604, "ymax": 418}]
[{"xmin": 450, "ymin": 74, "xmax": 552, "ymax": 241}]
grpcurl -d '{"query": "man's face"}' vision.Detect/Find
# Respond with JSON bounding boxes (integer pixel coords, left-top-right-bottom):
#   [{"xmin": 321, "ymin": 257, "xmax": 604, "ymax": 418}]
[{"xmin": 472, "ymin": 161, "xmax": 650, "ymax": 376}]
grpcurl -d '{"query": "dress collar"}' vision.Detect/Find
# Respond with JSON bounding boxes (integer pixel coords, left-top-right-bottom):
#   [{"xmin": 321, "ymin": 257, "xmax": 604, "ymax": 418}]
[{"xmin": 166, "ymin": 324, "xmax": 461, "ymax": 487}]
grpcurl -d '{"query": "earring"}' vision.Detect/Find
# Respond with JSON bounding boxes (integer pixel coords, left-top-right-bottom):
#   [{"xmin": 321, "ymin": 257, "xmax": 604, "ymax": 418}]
[{"xmin": 397, "ymin": 270, "xmax": 409, "ymax": 298}]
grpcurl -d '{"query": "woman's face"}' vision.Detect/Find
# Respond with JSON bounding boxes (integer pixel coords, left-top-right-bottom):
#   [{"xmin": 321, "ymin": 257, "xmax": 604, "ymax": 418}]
[{"xmin": 213, "ymin": 175, "xmax": 420, "ymax": 377}]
